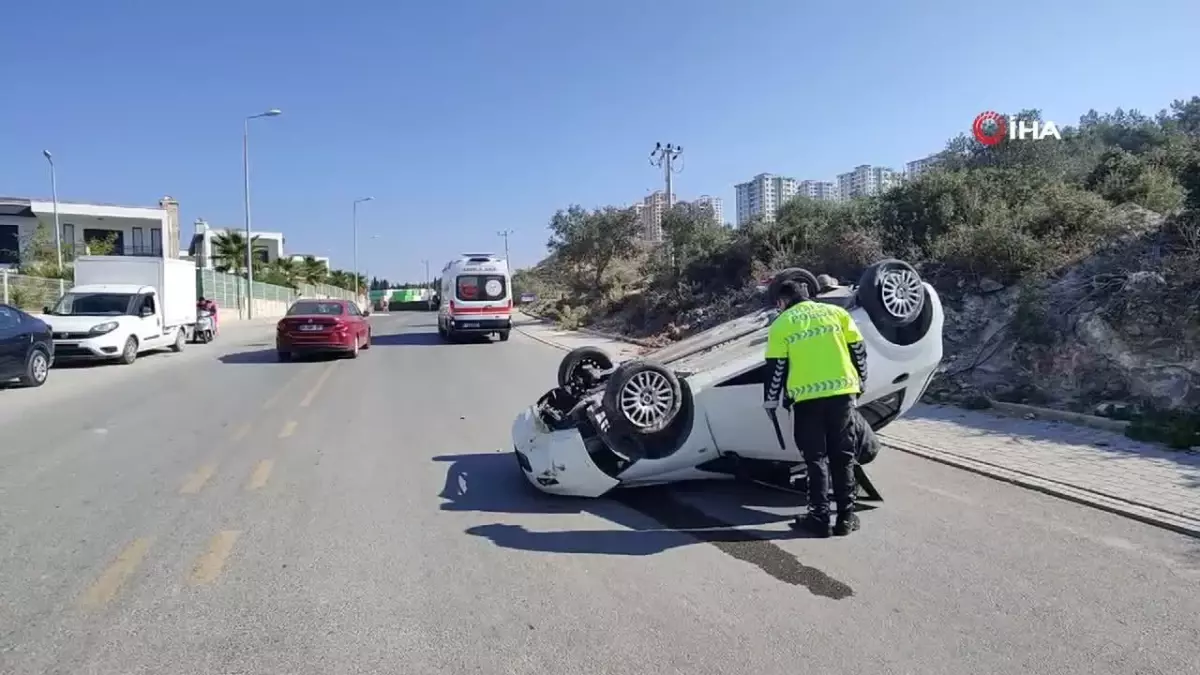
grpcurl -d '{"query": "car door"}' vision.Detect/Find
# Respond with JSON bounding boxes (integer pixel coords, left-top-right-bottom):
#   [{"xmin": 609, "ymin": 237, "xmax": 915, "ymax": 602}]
[
  {"xmin": 135, "ymin": 293, "xmax": 162, "ymax": 343},
  {"xmin": 0, "ymin": 304, "xmax": 25, "ymax": 377},
  {"xmin": 346, "ymin": 303, "xmax": 367, "ymax": 341}
]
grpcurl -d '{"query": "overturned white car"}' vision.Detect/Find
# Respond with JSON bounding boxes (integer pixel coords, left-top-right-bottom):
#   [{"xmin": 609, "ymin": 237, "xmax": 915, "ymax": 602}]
[{"xmin": 511, "ymin": 259, "xmax": 944, "ymax": 500}]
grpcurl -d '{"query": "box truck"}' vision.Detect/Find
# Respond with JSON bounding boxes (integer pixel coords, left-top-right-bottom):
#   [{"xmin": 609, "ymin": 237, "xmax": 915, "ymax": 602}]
[{"xmin": 38, "ymin": 256, "xmax": 198, "ymax": 364}]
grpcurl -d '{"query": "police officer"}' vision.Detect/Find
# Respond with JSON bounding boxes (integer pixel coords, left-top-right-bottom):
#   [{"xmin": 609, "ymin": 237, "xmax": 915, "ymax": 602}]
[{"xmin": 762, "ymin": 280, "xmax": 868, "ymax": 537}]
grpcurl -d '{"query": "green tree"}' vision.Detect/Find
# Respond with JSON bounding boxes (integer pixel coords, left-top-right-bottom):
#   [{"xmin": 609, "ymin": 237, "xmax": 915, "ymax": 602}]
[
  {"xmin": 298, "ymin": 256, "xmax": 329, "ymax": 286},
  {"xmin": 546, "ymin": 205, "xmax": 642, "ymax": 290},
  {"xmin": 260, "ymin": 257, "xmax": 302, "ymax": 289},
  {"xmin": 211, "ymin": 231, "xmax": 265, "ymax": 276}
]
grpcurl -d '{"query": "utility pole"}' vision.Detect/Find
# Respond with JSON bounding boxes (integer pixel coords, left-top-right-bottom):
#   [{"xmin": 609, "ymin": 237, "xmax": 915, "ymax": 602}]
[
  {"xmin": 497, "ymin": 229, "xmax": 513, "ymax": 262},
  {"xmin": 649, "ymin": 142, "xmax": 683, "ymax": 214},
  {"xmin": 649, "ymin": 142, "xmax": 683, "ymax": 259}
]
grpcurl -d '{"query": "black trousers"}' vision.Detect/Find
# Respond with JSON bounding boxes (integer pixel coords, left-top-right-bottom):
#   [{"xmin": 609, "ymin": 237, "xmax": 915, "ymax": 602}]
[{"xmin": 790, "ymin": 394, "xmax": 857, "ymax": 515}]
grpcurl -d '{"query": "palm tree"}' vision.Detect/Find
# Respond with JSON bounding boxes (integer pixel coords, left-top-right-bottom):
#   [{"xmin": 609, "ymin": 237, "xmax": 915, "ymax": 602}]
[
  {"xmin": 299, "ymin": 256, "xmax": 329, "ymax": 286},
  {"xmin": 327, "ymin": 270, "xmax": 352, "ymax": 290},
  {"xmin": 211, "ymin": 231, "xmax": 264, "ymax": 276},
  {"xmin": 264, "ymin": 258, "xmax": 302, "ymax": 289}
]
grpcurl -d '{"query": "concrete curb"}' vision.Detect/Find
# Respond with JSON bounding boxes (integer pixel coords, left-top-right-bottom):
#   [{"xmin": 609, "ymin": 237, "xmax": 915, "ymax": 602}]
[
  {"xmin": 511, "ymin": 323, "xmax": 571, "ymax": 353},
  {"xmin": 881, "ymin": 435, "xmax": 1200, "ymax": 539},
  {"xmin": 516, "ymin": 310, "xmax": 659, "ymax": 348},
  {"xmin": 986, "ymin": 400, "xmax": 1131, "ymax": 433}
]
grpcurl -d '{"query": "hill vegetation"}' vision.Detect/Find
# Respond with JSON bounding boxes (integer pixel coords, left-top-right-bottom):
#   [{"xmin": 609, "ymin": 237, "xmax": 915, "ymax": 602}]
[{"xmin": 514, "ymin": 97, "xmax": 1200, "ymax": 447}]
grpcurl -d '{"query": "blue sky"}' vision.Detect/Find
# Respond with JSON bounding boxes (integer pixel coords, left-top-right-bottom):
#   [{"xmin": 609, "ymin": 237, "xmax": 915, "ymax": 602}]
[{"xmin": 2, "ymin": 0, "xmax": 1197, "ymax": 282}]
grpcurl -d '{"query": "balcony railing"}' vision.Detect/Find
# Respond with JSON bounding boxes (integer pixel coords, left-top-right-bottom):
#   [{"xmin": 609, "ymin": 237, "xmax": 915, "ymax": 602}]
[{"xmin": 72, "ymin": 243, "xmax": 163, "ymax": 258}]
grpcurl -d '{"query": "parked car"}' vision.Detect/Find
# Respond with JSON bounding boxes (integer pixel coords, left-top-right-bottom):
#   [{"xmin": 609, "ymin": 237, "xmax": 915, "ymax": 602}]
[
  {"xmin": 0, "ymin": 303, "xmax": 54, "ymax": 388},
  {"xmin": 511, "ymin": 259, "xmax": 944, "ymax": 499},
  {"xmin": 275, "ymin": 299, "xmax": 372, "ymax": 362}
]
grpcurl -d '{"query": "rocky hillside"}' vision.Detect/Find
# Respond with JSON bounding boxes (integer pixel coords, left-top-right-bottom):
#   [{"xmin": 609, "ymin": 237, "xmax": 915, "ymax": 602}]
[{"xmin": 927, "ymin": 205, "xmax": 1198, "ymax": 415}]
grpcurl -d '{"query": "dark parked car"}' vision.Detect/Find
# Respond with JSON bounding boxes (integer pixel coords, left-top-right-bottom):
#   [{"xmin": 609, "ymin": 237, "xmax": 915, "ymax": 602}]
[
  {"xmin": 275, "ymin": 299, "xmax": 372, "ymax": 362},
  {"xmin": 0, "ymin": 303, "xmax": 53, "ymax": 388}
]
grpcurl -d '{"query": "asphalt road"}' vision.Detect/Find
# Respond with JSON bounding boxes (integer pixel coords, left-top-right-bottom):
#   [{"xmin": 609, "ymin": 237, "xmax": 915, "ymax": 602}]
[{"xmin": 1, "ymin": 312, "xmax": 1198, "ymax": 675}]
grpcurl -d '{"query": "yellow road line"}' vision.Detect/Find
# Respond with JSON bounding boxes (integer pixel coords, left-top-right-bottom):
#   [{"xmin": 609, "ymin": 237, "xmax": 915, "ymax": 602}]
[
  {"xmin": 180, "ymin": 463, "xmax": 218, "ymax": 495},
  {"xmin": 80, "ymin": 537, "xmax": 153, "ymax": 607},
  {"xmin": 246, "ymin": 459, "xmax": 274, "ymax": 491},
  {"xmin": 262, "ymin": 366, "xmax": 313, "ymax": 410},
  {"xmin": 189, "ymin": 530, "xmax": 241, "ymax": 585},
  {"xmin": 299, "ymin": 363, "xmax": 336, "ymax": 408},
  {"xmin": 278, "ymin": 420, "xmax": 298, "ymax": 438},
  {"xmin": 231, "ymin": 422, "xmax": 252, "ymax": 442}
]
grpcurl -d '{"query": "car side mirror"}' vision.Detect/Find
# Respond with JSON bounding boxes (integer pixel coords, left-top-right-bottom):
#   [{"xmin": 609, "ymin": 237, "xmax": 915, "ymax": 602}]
[
  {"xmin": 140, "ymin": 307, "xmax": 154, "ymax": 317},
  {"xmin": 43, "ymin": 306, "xmax": 51, "ymax": 314},
  {"xmin": 363, "ymin": 309, "xmax": 371, "ymax": 317}
]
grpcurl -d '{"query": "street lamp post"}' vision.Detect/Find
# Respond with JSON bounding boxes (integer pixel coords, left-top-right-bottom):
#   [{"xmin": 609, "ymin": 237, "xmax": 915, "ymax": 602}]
[
  {"xmin": 41, "ymin": 151, "xmax": 63, "ymax": 274},
  {"xmin": 242, "ymin": 108, "xmax": 283, "ymax": 319},
  {"xmin": 352, "ymin": 197, "xmax": 374, "ymax": 300}
]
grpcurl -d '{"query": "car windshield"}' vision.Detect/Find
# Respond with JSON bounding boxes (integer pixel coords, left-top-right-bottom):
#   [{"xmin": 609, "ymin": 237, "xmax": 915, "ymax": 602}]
[
  {"xmin": 288, "ymin": 302, "xmax": 345, "ymax": 316},
  {"xmin": 49, "ymin": 292, "xmax": 135, "ymax": 316}
]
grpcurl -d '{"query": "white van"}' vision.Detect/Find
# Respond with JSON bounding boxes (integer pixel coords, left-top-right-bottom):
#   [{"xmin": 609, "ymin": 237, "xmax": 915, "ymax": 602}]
[
  {"xmin": 37, "ymin": 256, "xmax": 198, "ymax": 364},
  {"xmin": 437, "ymin": 253, "xmax": 512, "ymax": 342}
]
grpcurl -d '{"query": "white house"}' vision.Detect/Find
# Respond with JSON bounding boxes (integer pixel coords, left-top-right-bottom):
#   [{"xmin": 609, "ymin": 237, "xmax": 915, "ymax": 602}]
[
  {"xmin": 288, "ymin": 253, "xmax": 331, "ymax": 268},
  {"xmin": 0, "ymin": 196, "xmax": 180, "ymax": 267},
  {"xmin": 187, "ymin": 219, "xmax": 286, "ymax": 270}
]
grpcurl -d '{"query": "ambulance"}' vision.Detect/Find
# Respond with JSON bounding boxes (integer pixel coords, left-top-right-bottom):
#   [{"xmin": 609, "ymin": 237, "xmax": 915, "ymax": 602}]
[{"xmin": 437, "ymin": 253, "xmax": 512, "ymax": 342}]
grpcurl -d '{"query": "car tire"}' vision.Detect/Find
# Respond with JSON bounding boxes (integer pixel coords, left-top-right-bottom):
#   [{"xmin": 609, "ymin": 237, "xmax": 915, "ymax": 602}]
[
  {"xmin": 362, "ymin": 329, "xmax": 372, "ymax": 350},
  {"xmin": 170, "ymin": 328, "xmax": 185, "ymax": 353},
  {"xmin": 119, "ymin": 337, "xmax": 139, "ymax": 365},
  {"xmin": 20, "ymin": 347, "xmax": 50, "ymax": 388},
  {"xmin": 602, "ymin": 360, "xmax": 683, "ymax": 436},
  {"xmin": 348, "ymin": 338, "xmax": 360, "ymax": 359},
  {"xmin": 498, "ymin": 330, "xmax": 510, "ymax": 342},
  {"xmin": 767, "ymin": 268, "xmax": 820, "ymax": 307},
  {"xmin": 856, "ymin": 259, "xmax": 927, "ymax": 328},
  {"xmin": 557, "ymin": 346, "xmax": 614, "ymax": 391},
  {"xmin": 277, "ymin": 350, "xmax": 292, "ymax": 362}
]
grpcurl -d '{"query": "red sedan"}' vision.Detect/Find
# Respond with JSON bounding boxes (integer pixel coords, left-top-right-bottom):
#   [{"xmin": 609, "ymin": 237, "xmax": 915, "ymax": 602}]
[{"xmin": 276, "ymin": 299, "xmax": 371, "ymax": 362}]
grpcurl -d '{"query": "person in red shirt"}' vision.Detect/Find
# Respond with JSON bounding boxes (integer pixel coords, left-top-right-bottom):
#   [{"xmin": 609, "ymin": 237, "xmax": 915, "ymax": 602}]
[{"xmin": 197, "ymin": 297, "xmax": 219, "ymax": 336}]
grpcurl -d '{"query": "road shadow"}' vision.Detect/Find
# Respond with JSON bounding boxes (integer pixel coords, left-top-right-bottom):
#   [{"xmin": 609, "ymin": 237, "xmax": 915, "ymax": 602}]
[
  {"xmin": 433, "ymin": 452, "xmax": 858, "ymax": 598},
  {"xmin": 47, "ymin": 349, "xmax": 182, "ymax": 371},
  {"xmin": 217, "ymin": 348, "xmax": 344, "ymax": 365},
  {"xmin": 371, "ymin": 331, "xmax": 445, "ymax": 347}
]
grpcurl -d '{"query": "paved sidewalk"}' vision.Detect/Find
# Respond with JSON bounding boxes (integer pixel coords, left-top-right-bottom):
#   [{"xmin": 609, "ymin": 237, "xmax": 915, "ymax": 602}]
[
  {"xmin": 513, "ymin": 313, "xmax": 1200, "ymax": 537},
  {"xmin": 882, "ymin": 407, "xmax": 1200, "ymax": 537},
  {"xmin": 512, "ymin": 313, "xmax": 648, "ymax": 361}
]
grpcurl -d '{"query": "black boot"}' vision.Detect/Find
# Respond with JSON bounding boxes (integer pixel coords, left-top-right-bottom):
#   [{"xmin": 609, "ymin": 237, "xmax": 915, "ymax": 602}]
[
  {"xmin": 833, "ymin": 511, "xmax": 860, "ymax": 536},
  {"xmin": 791, "ymin": 511, "xmax": 832, "ymax": 538}
]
